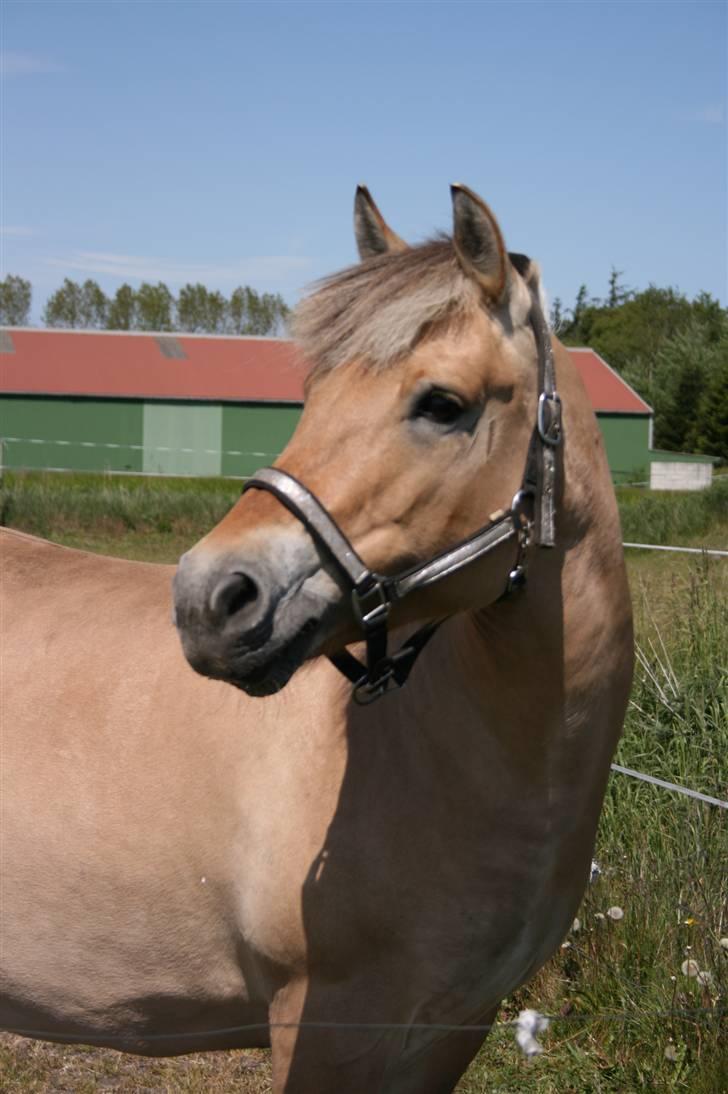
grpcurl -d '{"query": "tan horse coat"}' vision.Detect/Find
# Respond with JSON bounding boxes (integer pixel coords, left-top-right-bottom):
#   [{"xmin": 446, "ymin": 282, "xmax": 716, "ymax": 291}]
[{"xmin": 1, "ymin": 189, "xmax": 633, "ymax": 1092}]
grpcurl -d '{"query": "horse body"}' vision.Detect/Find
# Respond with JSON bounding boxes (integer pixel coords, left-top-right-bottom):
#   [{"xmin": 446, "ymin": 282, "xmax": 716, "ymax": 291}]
[{"xmin": 1, "ymin": 186, "xmax": 633, "ymax": 1091}]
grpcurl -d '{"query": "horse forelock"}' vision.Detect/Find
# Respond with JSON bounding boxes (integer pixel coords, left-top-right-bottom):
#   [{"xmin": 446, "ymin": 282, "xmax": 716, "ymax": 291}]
[
  {"xmin": 293, "ymin": 237, "xmax": 545, "ymax": 376},
  {"xmin": 292, "ymin": 238, "xmax": 485, "ymax": 375}
]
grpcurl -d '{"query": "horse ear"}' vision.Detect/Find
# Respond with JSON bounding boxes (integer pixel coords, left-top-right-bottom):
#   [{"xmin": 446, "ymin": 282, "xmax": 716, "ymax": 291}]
[
  {"xmin": 354, "ymin": 185, "xmax": 408, "ymax": 260},
  {"xmin": 450, "ymin": 184, "xmax": 509, "ymax": 301}
]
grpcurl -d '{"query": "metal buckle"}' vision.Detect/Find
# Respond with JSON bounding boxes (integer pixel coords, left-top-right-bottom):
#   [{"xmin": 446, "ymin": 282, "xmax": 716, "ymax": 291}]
[
  {"xmin": 351, "ymin": 582, "xmax": 390, "ymax": 629},
  {"xmin": 353, "ymin": 667, "xmax": 398, "ymax": 705},
  {"xmin": 537, "ymin": 392, "xmax": 562, "ymax": 446}
]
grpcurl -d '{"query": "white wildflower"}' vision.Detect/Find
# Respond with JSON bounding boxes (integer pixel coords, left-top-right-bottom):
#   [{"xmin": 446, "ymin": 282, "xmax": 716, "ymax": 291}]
[
  {"xmin": 589, "ymin": 860, "xmax": 601, "ymax": 883},
  {"xmin": 515, "ymin": 1009, "xmax": 549, "ymax": 1058}
]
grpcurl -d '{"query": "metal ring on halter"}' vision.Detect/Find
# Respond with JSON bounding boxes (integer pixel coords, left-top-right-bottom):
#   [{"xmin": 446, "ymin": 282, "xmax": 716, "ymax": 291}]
[{"xmin": 537, "ymin": 392, "xmax": 562, "ymax": 447}]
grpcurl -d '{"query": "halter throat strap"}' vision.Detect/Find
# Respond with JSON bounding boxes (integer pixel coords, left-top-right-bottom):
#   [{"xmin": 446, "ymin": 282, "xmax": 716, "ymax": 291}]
[{"xmin": 242, "ymin": 293, "xmax": 561, "ymax": 703}]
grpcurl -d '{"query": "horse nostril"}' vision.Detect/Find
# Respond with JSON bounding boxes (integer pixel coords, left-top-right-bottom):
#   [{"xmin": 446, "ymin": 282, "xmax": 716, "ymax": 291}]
[{"xmin": 209, "ymin": 572, "xmax": 259, "ymax": 622}]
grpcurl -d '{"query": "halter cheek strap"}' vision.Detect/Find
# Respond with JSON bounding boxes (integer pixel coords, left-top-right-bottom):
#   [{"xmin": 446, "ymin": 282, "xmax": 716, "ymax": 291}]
[{"xmin": 242, "ymin": 291, "xmax": 561, "ymax": 704}]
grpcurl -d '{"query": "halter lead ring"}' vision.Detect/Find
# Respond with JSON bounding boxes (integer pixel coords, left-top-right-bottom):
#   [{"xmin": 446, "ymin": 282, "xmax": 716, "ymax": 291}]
[{"xmin": 243, "ymin": 292, "xmax": 561, "ymax": 704}]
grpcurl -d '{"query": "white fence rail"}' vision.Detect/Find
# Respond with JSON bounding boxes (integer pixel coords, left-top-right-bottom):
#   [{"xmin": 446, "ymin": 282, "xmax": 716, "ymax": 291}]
[{"xmin": 623, "ymin": 542, "xmax": 728, "ymax": 558}]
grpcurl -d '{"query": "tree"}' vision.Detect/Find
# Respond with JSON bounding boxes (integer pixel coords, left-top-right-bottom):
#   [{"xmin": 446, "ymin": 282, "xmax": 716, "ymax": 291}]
[
  {"xmin": 43, "ymin": 279, "xmax": 84, "ymax": 327},
  {"xmin": 40, "ymin": 276, "xmax": 290, "ymax": 335},
  {"xmin": 654, "ymin": 359, "xmax": 706, "ymax": 453},
  {"xmin": 630, "ymin": 313, "xmax": 728, "ymax": 457},
  {"xmin": 549, "ymin": 296, "xmax": 566, "ymax": 332},
  {"xmin": 0, "ymin": 275, "xmax": 32, "ymax": 325},
  {"xmin": 695, "ymin": 355, "xmax": 728, "ymax": 459},
  {"xmin": 229, "ymin": 286, "xmax": 254, "ymax": 334},
  {"xmin": 177, "ymin": 283, "xmax": 227, "ymax": 333},
  {"xmin": 107, "ymin": 284, "xmax": 137, "ymax": 330},
  {"xmin": 205, "ymin": 291, "xmax": 228, "ymax": 333},
  {"xmin": 573, "ymin": 284, "xmax": 589, "ymax": 323},
  {"xmin": 607, "ymin": 267, "xmax": 630, "ymax": 308},
  {"xmin": 79, "ymin": 279, "xmax": 109, "ymax": 328},
  {"xmin": 134, "ymin": 282, "xmax": 174, "ymax": 331},
  {"xmin": 558, "ymin": 278, "xmax": 727, "ymax": 459},
  {"xmin": 43, "ymin": 278, "xmax": 108, "ymax": 328},
  {"xmin": 229, "ymin": 286, "xmax": 289, "ymax": 335}
]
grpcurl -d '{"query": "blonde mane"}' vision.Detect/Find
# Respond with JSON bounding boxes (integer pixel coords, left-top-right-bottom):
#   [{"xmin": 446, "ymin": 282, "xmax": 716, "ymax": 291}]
[{"xmin": 292, "ymin": 238, "xmax": 482, "ymax": 374}]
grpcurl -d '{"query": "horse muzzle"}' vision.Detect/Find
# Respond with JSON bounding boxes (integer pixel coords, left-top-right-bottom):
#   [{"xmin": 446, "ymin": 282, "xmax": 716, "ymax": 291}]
[{"xmin": 172, "ymin": 538, "xmax": 338, "ymax": 696}]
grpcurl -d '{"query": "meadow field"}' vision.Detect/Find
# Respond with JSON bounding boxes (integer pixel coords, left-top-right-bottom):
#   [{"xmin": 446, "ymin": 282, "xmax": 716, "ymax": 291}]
[{"xmin": 1, "ymin": 472, "xmax": 726, "ymax": 1092}]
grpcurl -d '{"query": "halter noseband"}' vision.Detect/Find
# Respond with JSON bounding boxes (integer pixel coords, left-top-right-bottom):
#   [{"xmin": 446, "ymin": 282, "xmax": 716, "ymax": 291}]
[{"xmin": 242, "ymin": 291, "xmax": 561, "ymax": 704}]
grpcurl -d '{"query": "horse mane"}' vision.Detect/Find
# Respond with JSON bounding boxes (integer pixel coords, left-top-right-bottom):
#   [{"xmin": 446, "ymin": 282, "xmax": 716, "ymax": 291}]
[{"xmin": 292, "ymin": 236, "xmax": 482, "ymax": 374}]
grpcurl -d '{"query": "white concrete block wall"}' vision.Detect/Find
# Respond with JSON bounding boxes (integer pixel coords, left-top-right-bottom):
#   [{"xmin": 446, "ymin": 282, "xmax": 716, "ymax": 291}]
[{"xmin": 650, "ymin": 462, "xmax": 713, "ymax": 491}]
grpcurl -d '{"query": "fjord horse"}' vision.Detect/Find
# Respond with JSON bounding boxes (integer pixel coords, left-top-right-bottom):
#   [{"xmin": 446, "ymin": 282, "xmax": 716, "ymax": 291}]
[{"xmin": 1, "ymin": 186, "xmax": 633, "ymax": 1091}]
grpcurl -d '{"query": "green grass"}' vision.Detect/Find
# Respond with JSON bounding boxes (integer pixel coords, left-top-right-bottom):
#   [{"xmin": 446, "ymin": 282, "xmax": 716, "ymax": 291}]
[
  {"xmin": 0, "ymin": 470, "xmax": 239, "ymax": 543},
  {"xmin": 616, "ymin": 476, "xmax": 728, "ymax": 549},
  {"xmin": 2, "ymin": 470, "xmax": 727, "ymax": 559},
  {"xmin": 1, "ymin": 472, "xmax": 726, "ymax": 1091}
]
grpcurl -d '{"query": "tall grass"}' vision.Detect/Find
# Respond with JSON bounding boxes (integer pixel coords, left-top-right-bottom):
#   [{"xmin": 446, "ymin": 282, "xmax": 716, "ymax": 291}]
[
  {"xmin": 0, "ymin": 471, "xmax": 239, "ymax": 541},
  {"xmin": 617, "ymin": 476, "xmax": 728, "ymax": 545},
  {"xmin": 2, "ymin": 470, "xmax": 727, "ymax": 548},
  {"xmin": 458, "ymin": 556, "xmax": 728, "ymax": 1092}
]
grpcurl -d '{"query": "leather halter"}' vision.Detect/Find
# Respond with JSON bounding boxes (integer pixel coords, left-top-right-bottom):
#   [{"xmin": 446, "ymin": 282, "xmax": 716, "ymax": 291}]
[{"xmin": 243, "ymin": 291, "xmax": 562, "ymax": 704}]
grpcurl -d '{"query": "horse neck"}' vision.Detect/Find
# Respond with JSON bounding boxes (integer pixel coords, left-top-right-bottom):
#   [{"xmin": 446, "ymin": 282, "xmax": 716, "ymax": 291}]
[{"xmin": 386, "ymin": 423, "xmax": 626, "ymax": 765}]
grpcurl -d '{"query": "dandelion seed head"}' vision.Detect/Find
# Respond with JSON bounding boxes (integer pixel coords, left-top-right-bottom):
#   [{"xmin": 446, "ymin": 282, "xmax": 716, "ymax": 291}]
[
  {"xmin": 696, "ymin": 970, "xmax": 713, "ymax": 987},
  {"xmin": 607, "ymin": 906, "xmax": 624, "ymax": 921},
  {"xmin": 720, "ymin": 938, "xmax": 728, "ymax": 951},
  {"xmin": 594, "ymin": 912, "xmax": 606, "ymax": 922},
  {"xmin": 681, "ymin": 959, "xmax": 700, "ymax": 978},
  {"xmin": 572, "ymin": 918, "xmax": 581, "ymax": 932},
  {"xmin": 664, "ymin": 1043, "xmax": 678, "ymax": 1062}
]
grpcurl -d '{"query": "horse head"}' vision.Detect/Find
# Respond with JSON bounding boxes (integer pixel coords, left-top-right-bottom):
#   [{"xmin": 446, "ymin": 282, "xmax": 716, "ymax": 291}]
[{"xmin": 174, "ymin": 186, "xmax": 559, "ymax": 696}]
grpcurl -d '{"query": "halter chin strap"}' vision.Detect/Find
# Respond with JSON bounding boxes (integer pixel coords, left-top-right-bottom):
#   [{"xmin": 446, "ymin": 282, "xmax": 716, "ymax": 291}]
[{"xmin": 242, "ymin": 292, "xmax": 561, "ymax": 704}]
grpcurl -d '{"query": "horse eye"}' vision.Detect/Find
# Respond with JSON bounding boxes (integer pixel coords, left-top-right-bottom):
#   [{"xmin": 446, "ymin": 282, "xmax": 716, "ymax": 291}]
[{"xmin": 413, "ymin": 390, "xmax": 465, "ymax": 426}]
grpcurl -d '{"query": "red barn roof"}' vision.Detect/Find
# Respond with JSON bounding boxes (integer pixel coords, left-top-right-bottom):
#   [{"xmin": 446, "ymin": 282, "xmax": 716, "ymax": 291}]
[
  {"xmin": 0, "ymin": 329, "xmax": 307, "ymax": 403},
  {"xmin": 567, "ymin": 347, "xmax": 652, "ymax": 414},
  {"xmin": 0, "ymin": 329, "xmax": 652, "ymax": 414}
]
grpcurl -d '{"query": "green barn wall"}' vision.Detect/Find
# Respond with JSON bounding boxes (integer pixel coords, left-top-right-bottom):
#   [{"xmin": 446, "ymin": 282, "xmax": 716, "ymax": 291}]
[
  {"xmin": 596, "ymin": 414, "xmax": 651, "ymax": 482},
  {"xmin": 143, "ymin": 402, "xmax": 222, "ymax": 476},
  {"xmin": 0, "ymin": 397, "xmax": 302, "ymax": 477},
  {"xmin": 0, "ymin": 396, "xmax": 143, "ymax": 472},
  {"xmin": 221, "ymin": 404, "xmax": 302, "ymax": 477},
  {"xmin": 0, "ymin": 396, "xmax": 664, "ymax": 484}
]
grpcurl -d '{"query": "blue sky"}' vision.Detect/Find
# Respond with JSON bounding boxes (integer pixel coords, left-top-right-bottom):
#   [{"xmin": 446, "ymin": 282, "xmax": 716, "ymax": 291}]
[{"xmin": 1, "ymin": 0, "xmax": 726, "ymax": 322}]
